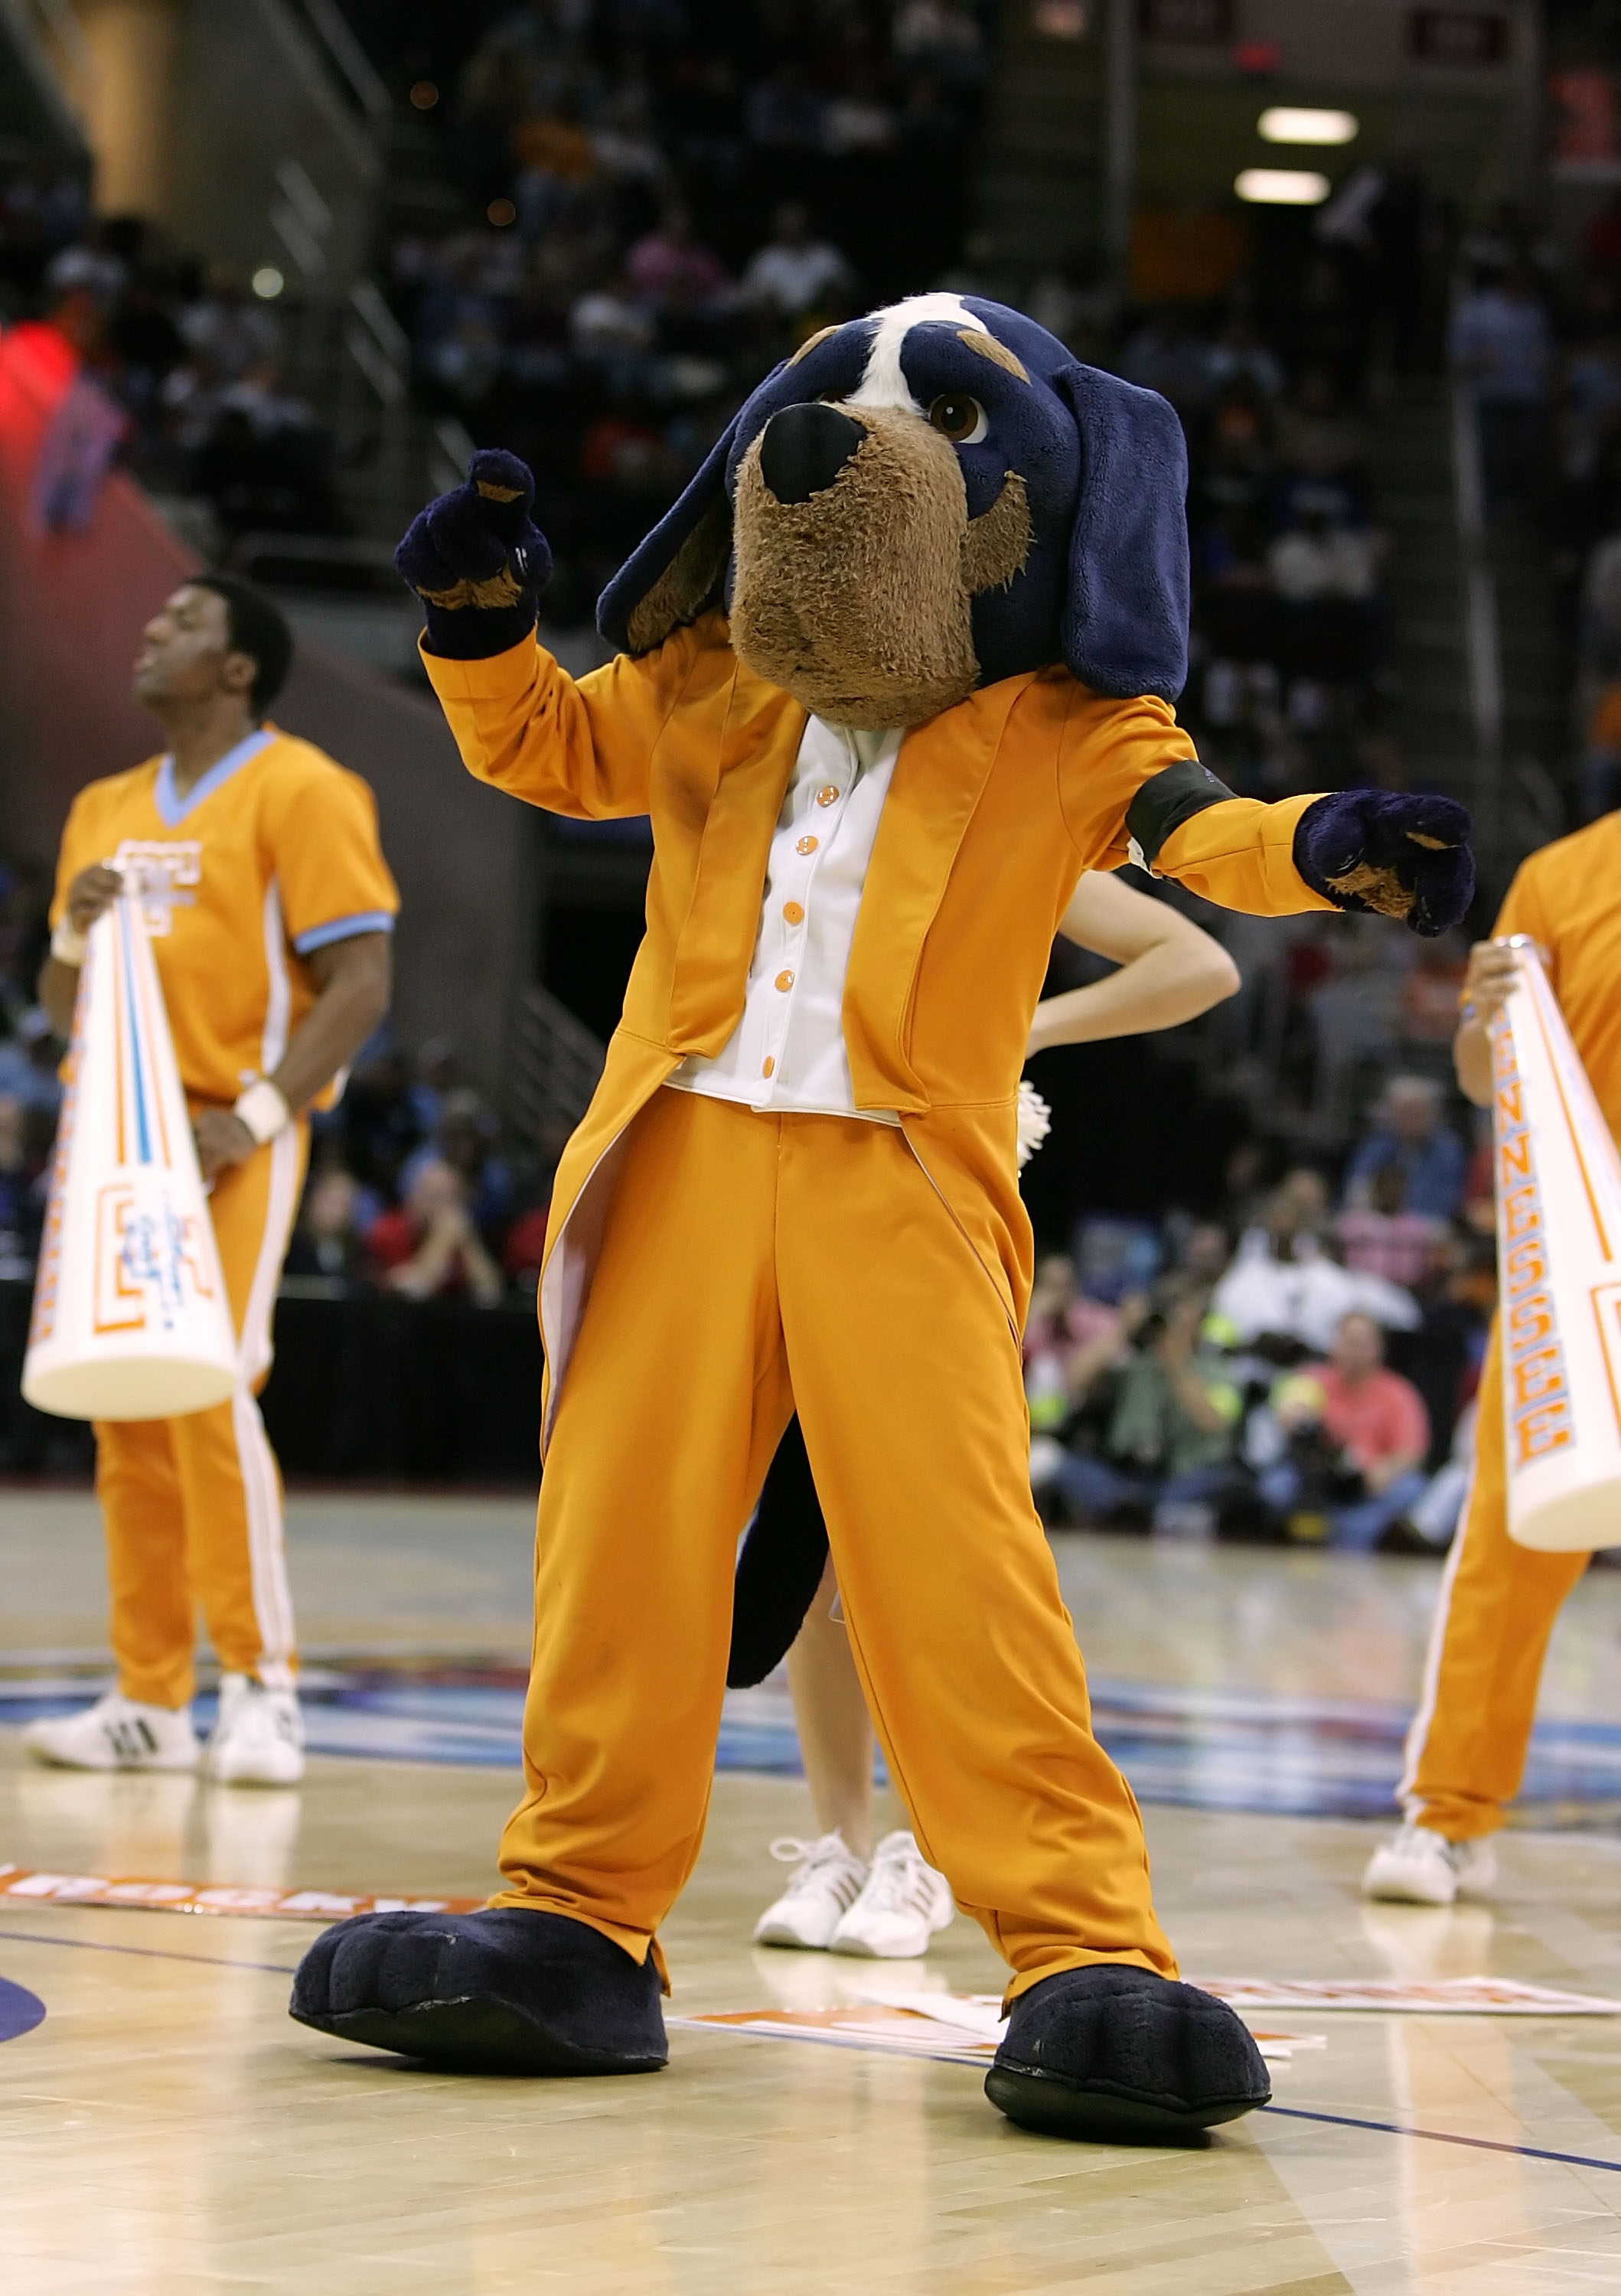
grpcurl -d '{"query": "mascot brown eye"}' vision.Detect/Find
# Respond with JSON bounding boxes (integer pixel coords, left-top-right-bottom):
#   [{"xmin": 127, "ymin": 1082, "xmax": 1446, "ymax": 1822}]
[{"xmin": 928, "ymin": 393, "xmax": 985, "ymax": 444}]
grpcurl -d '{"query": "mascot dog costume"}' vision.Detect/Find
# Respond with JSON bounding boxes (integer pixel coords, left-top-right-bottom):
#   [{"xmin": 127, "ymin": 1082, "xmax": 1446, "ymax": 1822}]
[{"xmin": 292, "ymin": 295, "xmax": 1472, "ymax": 2142}]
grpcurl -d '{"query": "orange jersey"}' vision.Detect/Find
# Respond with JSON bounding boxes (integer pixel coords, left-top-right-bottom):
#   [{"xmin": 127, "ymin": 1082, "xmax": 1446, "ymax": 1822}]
[
  {"xmin": 51, "ymin": 726, "xmax": 398, "ymax": 1106},
  {"xmin": 1495, "ymin": 814, "xmax": 1621, "ymax": 1143}
]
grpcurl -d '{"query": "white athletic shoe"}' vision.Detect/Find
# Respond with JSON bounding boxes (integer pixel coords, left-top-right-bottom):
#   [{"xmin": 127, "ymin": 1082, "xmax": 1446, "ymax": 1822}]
[
  {"xmin": 830, "ymin": 1830, "xmax": 954, "ymax": 1958},
  {"xmin": 753, "ymin": 1831, "xmax": 869, "ymax": 1949},
  {"xmin": 1362, "ymin": 1820, "xmax": 1499, "ymax": 1906},
  {"xmin": 204, "ymin": 1674, "xmax": 305, "ymax": 1787},
  {"xmin": 22, "ymin": 1691, "xmax": 199, "ymax": 1773}
]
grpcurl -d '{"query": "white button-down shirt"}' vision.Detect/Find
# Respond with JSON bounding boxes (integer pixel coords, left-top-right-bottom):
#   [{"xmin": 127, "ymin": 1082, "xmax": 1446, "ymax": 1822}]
[{"xmin": 665, "ymin": 714, "xmax": 902, "ymax": 1121}]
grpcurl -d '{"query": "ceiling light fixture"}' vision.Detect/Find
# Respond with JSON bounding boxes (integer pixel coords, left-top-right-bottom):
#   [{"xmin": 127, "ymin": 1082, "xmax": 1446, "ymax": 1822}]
[
  {"xmin": 1235, "ymin": 168, "xmax": 1331, "ymax": 205},
  {"xmin": 1258, "ymin": 106, "xmax": 1358, "ymax": 145}
]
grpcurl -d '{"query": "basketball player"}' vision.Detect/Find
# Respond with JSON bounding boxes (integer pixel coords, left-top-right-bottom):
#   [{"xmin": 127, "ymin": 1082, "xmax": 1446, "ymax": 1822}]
[
  {"xmin": 1365, "ymin": 822, "xmax": 1620, "ymax": 1901},
  {"xmin": 23, "ymin": 578, "xmax": 396, "ymax": 1786},
  {"xmin": 755, "ymin": 870, "xmax": 1240, "ymax": 1955}
]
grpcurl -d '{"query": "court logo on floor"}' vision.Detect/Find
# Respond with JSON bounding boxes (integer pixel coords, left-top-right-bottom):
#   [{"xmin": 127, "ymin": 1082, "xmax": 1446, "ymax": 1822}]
[{"xmin": 0, "ymin": 1976, "xmax": 46, "ymax": 2043}]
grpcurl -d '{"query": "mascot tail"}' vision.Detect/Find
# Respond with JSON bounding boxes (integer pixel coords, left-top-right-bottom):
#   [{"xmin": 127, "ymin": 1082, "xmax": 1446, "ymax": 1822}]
[{"xmin": 726, "ymin": 1417, "xmax": 830, "ymax": 1688}]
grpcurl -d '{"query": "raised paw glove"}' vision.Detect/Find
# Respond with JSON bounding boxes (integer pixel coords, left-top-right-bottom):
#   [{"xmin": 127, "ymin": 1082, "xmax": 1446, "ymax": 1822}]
[
  {"xmin": 395, "ymin": 447, "xmax": 553, "ymax": 660},
  {"xmin": 1294, "ymin": 790, "xmax": 1474, "ymax": 938}
]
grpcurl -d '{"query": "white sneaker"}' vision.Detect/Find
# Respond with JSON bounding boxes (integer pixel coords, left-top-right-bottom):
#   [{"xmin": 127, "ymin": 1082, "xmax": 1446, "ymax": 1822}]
[
  {"xmin": 753, "ymin": 1831, "xmax": 869, "ymax": 1949},
  {"xmin": 830, "ymin": 1830, "xmax": 954, "ymax": 1958},
  {"xmin": 1362, "ymin": 1820, "xmax": 1499, "ymax": 1906},
  {"xmin": 204, "ymin": 1674, "xmax": 305, "ymax": 1787},
  {"xmin": 22, "ymin": 1690, "xmax": 199, "ymax": 1773}
]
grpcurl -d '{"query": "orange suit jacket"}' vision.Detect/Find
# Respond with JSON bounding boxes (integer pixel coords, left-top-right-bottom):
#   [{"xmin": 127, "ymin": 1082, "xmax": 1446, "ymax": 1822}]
[{"xmin": 425, "ymin": 613, "xmax": 1336, "ymax": 1446}]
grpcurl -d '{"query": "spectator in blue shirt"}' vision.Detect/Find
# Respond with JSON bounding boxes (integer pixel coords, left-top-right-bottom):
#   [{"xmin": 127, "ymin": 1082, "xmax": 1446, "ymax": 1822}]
[
  {"xmin": 1450, "ymin": 263, "xmax": 1553, "ymax": 517},
  {"xmin": 1343, "ymin": 1073, "xmax": 1465, "ymax": 1221},
  {"xmin": 0, "ymin": 1008, "xmax": 61, "ymax": 1117}
]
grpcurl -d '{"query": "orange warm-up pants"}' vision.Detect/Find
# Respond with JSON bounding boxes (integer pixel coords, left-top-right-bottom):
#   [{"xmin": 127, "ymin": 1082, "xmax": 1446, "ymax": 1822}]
[
  {"xmin": 94, "ymin": 1121, "xmax": 308, "ymax": 1709},
  {"xmin": 492, "ymin": 1085, "xmax": 1176, "ymax": 1998},
  {"xmin": 1400, "ymin": 1313, "xmax": 1590, "ymax": 1841}
]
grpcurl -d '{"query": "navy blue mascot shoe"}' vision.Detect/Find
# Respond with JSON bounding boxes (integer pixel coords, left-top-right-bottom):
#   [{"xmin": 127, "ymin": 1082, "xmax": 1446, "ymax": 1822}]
[
  {"xmin": 289, "ymin": 1907, "xmax": 667, "ymax": 2075},
  {"xmin": 984, "ymin": 1965, "xmax": 1270, "ymax": 2144}
]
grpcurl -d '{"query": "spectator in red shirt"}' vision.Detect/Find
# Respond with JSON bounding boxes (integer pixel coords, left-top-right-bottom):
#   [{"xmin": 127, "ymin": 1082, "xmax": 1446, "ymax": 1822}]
[
  {"xmin": 1257, "ymin": 1309, "xmax": 1430, "ymax": 1549},
  {"xmin": 501, "ymin": 1202, "xmax": 550, "ymax": 1292},
  {"xmin": 366, "ymin": 1158, "xmax": 503, "ymax": 1308}
]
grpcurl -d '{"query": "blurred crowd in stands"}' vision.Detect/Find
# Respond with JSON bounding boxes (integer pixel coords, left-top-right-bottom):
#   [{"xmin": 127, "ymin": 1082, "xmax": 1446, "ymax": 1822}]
[
  {"xmin": 1023, "ymin": 1065, "xmax": 1499, "ymax": 1555},
  {"xmin": 0, "ymin": 2, "xmax": 994, "ymax": 594},
  {"xmin": 0, "ymin": 833, "xmax": 1495, "ymax": 1544},
  {"xmin": 289, "ymin": 1040, "xmax": 555, "ymax": 1304},
  {"xmin": 10, "ymin": 2, "xmax": 1621, "ymax": 1517},
  {"xmin": 383, "ymin": 0, "xmax": 991, "ymax": 617},
  {"xmin": 0, "ymin": 1, "xmax": 1613, "ymax": 824},
  {"xmin": 0, "ymin": 158, "xmax": 347, "ymax": 542},
  {"xmin": 0, "ymin": 878, "xmax": 555, "ymax": 1332},
  {"xmin": 0, "ymin": 163, "xmax": 341, "ymax": 542}
]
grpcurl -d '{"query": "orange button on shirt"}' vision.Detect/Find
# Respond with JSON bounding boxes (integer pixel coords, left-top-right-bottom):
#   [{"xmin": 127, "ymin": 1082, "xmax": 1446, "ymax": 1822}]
[
  {"xmin": 1493, "ymin": 814, "xmax": 1621, "ymax": 1146},
  {"xmin": 51, "ymin": 726, "xmax": 398, "ymax": 1107}
]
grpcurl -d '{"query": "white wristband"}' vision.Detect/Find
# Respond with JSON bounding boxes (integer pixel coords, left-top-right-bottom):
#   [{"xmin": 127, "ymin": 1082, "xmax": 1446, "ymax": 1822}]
[
  {"xmin": 233, "ymin": 1079, "xmax": 292, "ymax": 1145},
  {"xmin": 51, "ymin": 917, "xmax": 88, "ymax": 967}
]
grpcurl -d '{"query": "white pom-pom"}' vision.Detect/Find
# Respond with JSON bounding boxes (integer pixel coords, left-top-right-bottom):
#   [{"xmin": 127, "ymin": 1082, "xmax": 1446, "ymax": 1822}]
[{"xmin": 1016, "ymin": 1078, "xmax": 1052, "ymax": 1169}]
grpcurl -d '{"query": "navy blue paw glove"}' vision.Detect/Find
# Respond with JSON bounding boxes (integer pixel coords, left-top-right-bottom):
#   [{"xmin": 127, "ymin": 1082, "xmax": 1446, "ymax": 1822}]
[
  {"xmin": 1294, "ymin": 791, "xmax": 1474, "ymax": 938},
  {"xmin": 395, "ymin": 447, "xmax": 553, "ymax": 660}
]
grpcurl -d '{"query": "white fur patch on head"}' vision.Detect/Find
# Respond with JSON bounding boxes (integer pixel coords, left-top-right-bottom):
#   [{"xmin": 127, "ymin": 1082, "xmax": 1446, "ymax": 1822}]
[{"xmin": 845, "ymin": 292, "xmax": 983, "ymax": 415}]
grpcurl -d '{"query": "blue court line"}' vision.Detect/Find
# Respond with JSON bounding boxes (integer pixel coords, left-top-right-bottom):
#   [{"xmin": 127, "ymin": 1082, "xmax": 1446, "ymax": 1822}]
[
  {"xmin": 0, "ymin": 1926, "xmax": 296, "ymax": 1977},
  {"xmin": 1264, "ymin": 2103, "xmax": 1621, "ymax": 2176}
]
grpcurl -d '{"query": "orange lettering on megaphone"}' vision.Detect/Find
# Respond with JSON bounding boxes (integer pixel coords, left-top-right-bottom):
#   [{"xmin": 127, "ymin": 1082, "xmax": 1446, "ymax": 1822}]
[
  {"xmin": 1512, "ymin": 1347, "xmax": 1567, "ymax": 1409},
  {"xmin": 1504, "ymin": 1236, "xmax": 1548, "ymax": 1290},
  {"xmin": 1507, "ymin": 1292, "xmax": 1554, "ymax": 1349},
  {"xmin": 1503, "ymin": 1184, "xmax": 1540, "ymax": 1240},
  {"xmin": 1497, "ymin": 1130, "xmax": 1532, "ymax": 1185},
  {"xmin": 1515, "ymin": 1401, "xmax": 1575, "ymax": 1466},
  {"xmin": 92, "ymin": 1186, "xmax": 146, "ymax": 1335}
]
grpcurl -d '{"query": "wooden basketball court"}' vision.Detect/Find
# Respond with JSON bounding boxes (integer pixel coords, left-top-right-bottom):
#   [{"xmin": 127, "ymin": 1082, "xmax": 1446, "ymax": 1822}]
[{"xmin": 5, "ymin": 1489, "xmax": 1621, "ymax": 2292}]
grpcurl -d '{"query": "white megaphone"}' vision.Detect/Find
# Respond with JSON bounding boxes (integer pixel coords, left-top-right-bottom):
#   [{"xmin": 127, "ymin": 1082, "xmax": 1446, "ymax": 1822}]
[
  {"xmin": 1491, "ymin": 940, "xmax": 1621, "ymax": 1551},
  {"xmin": 23, "ymin": 883, "xmax": 240, "ymax": 1420}
]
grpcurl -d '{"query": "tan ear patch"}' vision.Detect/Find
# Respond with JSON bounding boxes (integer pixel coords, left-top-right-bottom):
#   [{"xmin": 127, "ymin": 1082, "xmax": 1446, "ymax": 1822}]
[
  {"xmin": 957, "ymin": 328, "xmax": 1029, "ymax": 383},
  {"xmin": 416, "ymin": 566, "xmax": 528, "ymax": 611},
  {"xmin": 475, "ymin": 481, "xmax": 523, "ymax": 503},
  {"xmin": 961, "ymin": 471, "xmax": 1031, "ymax": 594},
  {"xmin": 625, "ymin": 493, "xmax": 732, "ymax": 654},
  {"xmin": 786, "ymin": 325, "xmax": 841, "ymax": 367},
  {"xmin": 1326, "ymin": 863, "xmax": 1413, "ymax": 919}
]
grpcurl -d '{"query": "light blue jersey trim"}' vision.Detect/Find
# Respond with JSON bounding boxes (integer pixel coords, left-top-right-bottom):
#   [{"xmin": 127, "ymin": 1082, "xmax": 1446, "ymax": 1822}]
[
  {"xmin": 292, "ymin": 910, "xmax": 396, "ymax": 956},
  {"xmin": 152, "ymin": 726, "xmax": 277, "ymax": 827}
]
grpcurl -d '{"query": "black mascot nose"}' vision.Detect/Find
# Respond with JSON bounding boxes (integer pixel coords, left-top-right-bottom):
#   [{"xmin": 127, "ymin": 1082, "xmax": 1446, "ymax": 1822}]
[{"xmin": 758, "ymin": 403, "xmax": 864, "ymax": 505}]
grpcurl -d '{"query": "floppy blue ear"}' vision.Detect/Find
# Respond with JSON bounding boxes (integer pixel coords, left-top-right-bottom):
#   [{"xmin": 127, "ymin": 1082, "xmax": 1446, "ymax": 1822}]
[
  {"xmin": 597, "ymin": 416, "xmax": 740, "ymax": 655},
  {"xmin": 1054, "ymin": 365, "xmax": 1189, "ymax": 702}
]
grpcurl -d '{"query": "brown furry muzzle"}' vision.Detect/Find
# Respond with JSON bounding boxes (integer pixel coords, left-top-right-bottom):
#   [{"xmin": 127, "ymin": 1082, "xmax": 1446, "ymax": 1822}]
[{"xmin": 729, "ymin": 406, "xmax": 1031, "ymax": 730}]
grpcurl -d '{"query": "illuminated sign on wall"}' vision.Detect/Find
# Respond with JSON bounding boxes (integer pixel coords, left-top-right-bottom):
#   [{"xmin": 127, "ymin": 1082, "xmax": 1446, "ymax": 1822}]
[
  {"xmin": 1407, "ymin": 9, "xmax": 1509, "ymax": 66},
  {"xmin": 1140, "ymin": 0, "xmax": 1234, "ymax": 43}
]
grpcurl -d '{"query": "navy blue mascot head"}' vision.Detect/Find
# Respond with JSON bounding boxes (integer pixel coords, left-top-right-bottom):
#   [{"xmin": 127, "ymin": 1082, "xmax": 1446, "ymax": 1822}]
[{"xmin": 598, "ymin": 293, "xmax": 1191, "ymax": 727}]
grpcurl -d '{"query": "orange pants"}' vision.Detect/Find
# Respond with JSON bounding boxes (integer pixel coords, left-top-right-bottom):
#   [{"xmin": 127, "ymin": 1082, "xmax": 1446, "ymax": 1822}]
[
  {"xmin": 96, "ymin": 1122, "xmax": 307, "ymax": 1709},
  {"xmin": 1401, "ymin": 1313, "xmax": 1589, "ymax": 1841},
  {"xmin": 493, "ymin": 1086, "xmax": 1175, "ymax": 1998}
]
